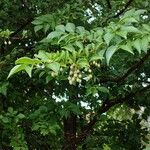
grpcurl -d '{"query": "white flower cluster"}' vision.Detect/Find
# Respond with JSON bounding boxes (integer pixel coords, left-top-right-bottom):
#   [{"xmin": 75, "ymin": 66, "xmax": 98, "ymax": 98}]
[
  {"xmin": 83, "ymin": 68, "xmax": 93, "ymax": 81},
  {"xmin": 68, "ymin": 64, "xmax": 94, "ymax": 85},
  {"xmin": 4, "ymin": 41, "xmax": 11, "ymax": 45},
  {"xmin": 68, "ymin": 64, "xmax": 82, "ymax": 85},
  {"xmin": 91, "ymin": 61, "xmax": 100, "ymax": 67}
]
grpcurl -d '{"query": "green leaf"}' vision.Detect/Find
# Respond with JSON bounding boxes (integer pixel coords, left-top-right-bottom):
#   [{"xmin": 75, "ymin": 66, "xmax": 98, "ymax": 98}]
[
  {"xmin": 55, "ymin": 25, "xmax": 65, "ymax": 32},
  {"xmin": 97, "ymin": 86, "xmax": 109, "ymax": 93},
  {"xmin": 40, "ymin": 38, "xmax": 51, "ymax": 43},
  {"xmin": 44, "ymin": 24, "xmax": 50, "ymax": 33},
  {"xmin": 141, "ymin": 36, "xmax": 149, "ymax": 53},
  {"xmin": 86, "ymin": 86, "xmax": 98, "ymax": 96},
  {"xmin": 143, "ymin": 24, "xmax": 150, "ymax": 32},
  {"xmin": 98, "ymin": 49, "xmax": 105, "ymax": 59},
  {"xmin": 0, "ymin": 115, "xmax": 3, "ymax": 120},
  {"xmin": 25, "ymin": 65, "xmax": 33, "ymax": 78},
  {"xmin": 32, "ymin": 124, "xmax": 40, "ymax": 131},
  {"xmin": 2, "ymin": 117, "xmax": 9, "ymax": 123},
  {"xmin": 123, "ymin": 9, "xmax": 135, "ymax": 18},
  {"xmin": 69, "ymin": 103, "xmax": 81, "ymax": 114},
  {"xmin": 116, "ymin": 31, "xmax": 127, "ymax": 39},
  {"xmin": 17, "ymin": 113, "xmax": 25, "ymax": 119},
  {"xmin": 47, "ymin": 31, "xmax": 63, "ymax": 39},
  {"xmin": 65, "ymin": 23, "xmax": 75, "ymax": 33},
  {"xmin": 38, "ymin": 14, "xmax": 53, "ymax": 22},
  {"xmin": 34, "ymin": 25, "xmax": 43, "ymax": 33},
  {"xmin": 15, "ymin": 57, "xmax": 41, "ymax": 65},
  {"xmin": 121, "ymin": 17, "xmax": 138, "ymax": 24},
  {"xmin": 104, "ymin": 32, "xmax": 114, "ymax": 46},
  {"xmin": 0, "ymin": 82, "xmax": 9, "ymax": 96},
  {"xmin": 39, "ymin": 71, "xmax": 45, "ymax": 78},
  {"xmin": 71, "ymin": 50, "xmax": 77, "ymax": 61},
  {"xmin": 46, "ymin": 75, "xmax": 53, "ymax": 83},
  {"xmin": 49, "ymin": 128, "xmax": 56, "ymax": 135},
  {"xmin": 41, "ymin": 129, "xmax": 49, "ymax": 136},
  {"xmin": 87, "ymin": 34, "xmax": 93, "ymax": 41},
  {"xmin": 8, "ymin": 107, "xmax": 13, "ymax": 113},
  {"xmin": 90, "ymin": 54, "xmax": 103, "ymax": 61},
  {"xmin": 77, "ymin": 58, "xmax": 89, "ymax": 68},
  {"xmin": 94, "ymin": 27, "xmax": 104, "ymax": 36},
  {"xmin": 76, "ymin": 26, "xmax": 85, "ymax": 34},
  {"xmin": 75, "ymin": 41, "xmax": 83, "ymax": 50},
  {"xmin": 7, "ymin": 65, "xmax": 26, "ymax": 79},
  {"xmin": 135, "ymin": 9, "xmax": 147, "ymax": 16},
  {"xmin": 22, "ymin": 30, "xmax": 27, "ymax": 38},
  {"xmin": 47, "ymin": 62, "xmax": 60, "ymax": 73},
  {"xmin": 35, "ymin": 50, "xmax": 50, "ymax": 62},
  {"xmin": 121, "ymin": 26, "xmax": 139, "ymax": 33},
  {"xmin": 120, "ymin": 44, "xmax": 134, "ymax": 54},
  {"xmin": 105, "ymin": 46, "xmax": 117, "ymax": 65},
  {"xmin": 58, "ymin": 34, "xmax": 69, "ymax": 43},
  {"xmin": 133, "ymin": 39, "xmax": 141, "ymax": 54},
  {"xmin": 59, "ymin": 109, "xmax": 70, "ymax": 119},
  {"xmin": 103, "ymin": 144, "xmax": 111, "ymax": 150},
  {"xmin": 62, "ymin": 44, "xmax": 75, "ymax": 52},
  {"xmin": 32, "ymin": 19, "xmax": 43, "ymax": 25}
]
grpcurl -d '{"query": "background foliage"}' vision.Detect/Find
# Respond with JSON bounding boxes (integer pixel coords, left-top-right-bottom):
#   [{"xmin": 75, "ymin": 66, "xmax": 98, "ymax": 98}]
[{"xmin": 0, "ymin": 0, "xmax": 150, "ymax": 149}]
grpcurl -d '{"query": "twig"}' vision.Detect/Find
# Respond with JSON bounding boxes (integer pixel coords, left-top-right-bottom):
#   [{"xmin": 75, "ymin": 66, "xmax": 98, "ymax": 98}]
[
  {"xmin": 113, "ymin": 0, "xmax": 134, "ymax": 18},
  {"xmin": 103, "ymin": 0, "xmax": 134, "ymax": 24},
  {"xmin": 10, "ymin": 0, "xmax": 33, "ymax": 38},
  {"xmin": 10, "ymin": 17, "xmax": 33, "ymax": 37}
]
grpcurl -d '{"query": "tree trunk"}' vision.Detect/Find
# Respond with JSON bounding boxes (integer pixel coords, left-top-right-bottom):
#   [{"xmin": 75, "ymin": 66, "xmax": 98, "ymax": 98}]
[
  {"xmin": 62, "ymin": 113, "xmax": 77, "ymax": 150},
  {"xmin": 62, "ymin": 84, "xmax": 78, "ymax": 150}
]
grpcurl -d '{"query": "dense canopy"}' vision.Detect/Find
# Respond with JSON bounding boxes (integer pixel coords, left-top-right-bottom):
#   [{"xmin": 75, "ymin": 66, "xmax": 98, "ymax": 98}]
[{"xmin": 0, "ymin": 0, "xmax": 150, "ymax": 149}]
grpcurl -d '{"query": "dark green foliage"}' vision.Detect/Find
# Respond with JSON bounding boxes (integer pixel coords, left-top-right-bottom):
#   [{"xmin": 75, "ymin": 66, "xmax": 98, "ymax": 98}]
[{"xmin": 0, "ymin": 0, "xmax": 150, "ymax": 149}]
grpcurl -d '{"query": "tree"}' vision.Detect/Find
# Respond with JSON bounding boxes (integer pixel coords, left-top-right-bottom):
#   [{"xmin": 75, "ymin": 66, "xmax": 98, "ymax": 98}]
[{"xmin": 0, "ymin": 0, "xmax": 150, "ymax": 149}]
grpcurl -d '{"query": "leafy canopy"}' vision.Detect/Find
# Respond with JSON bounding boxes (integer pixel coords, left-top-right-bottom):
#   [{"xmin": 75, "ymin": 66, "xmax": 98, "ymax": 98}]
[{"xmin": 0, "ymin": 0, "xmax": 150, "ymax": 150}]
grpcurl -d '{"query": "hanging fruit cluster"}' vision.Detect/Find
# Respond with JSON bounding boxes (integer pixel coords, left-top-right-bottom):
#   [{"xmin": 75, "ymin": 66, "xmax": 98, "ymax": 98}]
[
  {"xmin": 68, "ymin": 63, "xmax": 94, "ymax": 85},
  {"xmin": 68, "ymin": 64, "xmax": 82, "ymax": 85},
  {"xmin": 91, "ymin": 61, "xmax": 101, "ymax": 68}
]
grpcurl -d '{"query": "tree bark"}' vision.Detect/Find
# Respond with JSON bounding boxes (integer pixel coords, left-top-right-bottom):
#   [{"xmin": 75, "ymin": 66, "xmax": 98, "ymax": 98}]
[
  {"xmin": 62, "ymin": 85, "xmax": 77, "ymax": 150},
  {"xmin": 63, "ymin": 113, "xmax": 77, "ymax": 150}
]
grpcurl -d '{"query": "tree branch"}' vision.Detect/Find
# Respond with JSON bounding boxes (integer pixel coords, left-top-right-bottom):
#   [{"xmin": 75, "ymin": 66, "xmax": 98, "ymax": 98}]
[
  {"xmin": 99, "ymin": 50, "xmax": 150, "ymax": 83},
  {"xmin": 10, "ymin": 17, "xmax": 33, "ymax": 38},
  {"xmin": 77, "ymin": 84, "xmax": 150, "ymax": 144},
  {"xmin": 113, "ymin": 0, "xmax": 134, "ymax": 18},
  {"xmin": 118, "ymin": 52, "xmax": 150, "ymax": 82},
  {"xmin": 103, "ymin": 0, "xmax": 134, "ymax": 24},
  {"xmin": 76, "ymin": 45, "xmax": 150, "ymax": 145},
  {"xmin": 10, "ymin": 0, "xmax": 34, "ymax": 38}
]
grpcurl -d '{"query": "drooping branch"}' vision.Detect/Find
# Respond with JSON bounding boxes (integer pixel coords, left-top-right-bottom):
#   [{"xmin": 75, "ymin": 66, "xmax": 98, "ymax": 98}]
[
  {"xmin": 99, "ymin": 50, "xmax": 150, "ymax": 83},
  {"xmin": 77, "ymin": 84, "xmax": 150, "ymax": 144}
]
